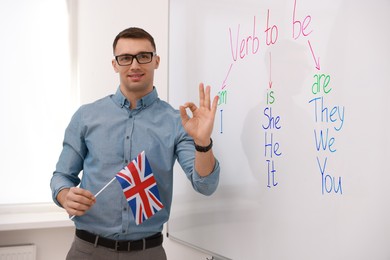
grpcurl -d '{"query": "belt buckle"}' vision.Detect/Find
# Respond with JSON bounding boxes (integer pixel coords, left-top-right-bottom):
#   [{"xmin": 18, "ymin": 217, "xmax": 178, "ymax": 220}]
[
  {"xmin": 115, "ymin": 241, "xmax": 119, "ymax": 251},
  {"xmin": 127, "ymin": 241, "xmax": 131, "ymax": 251}
]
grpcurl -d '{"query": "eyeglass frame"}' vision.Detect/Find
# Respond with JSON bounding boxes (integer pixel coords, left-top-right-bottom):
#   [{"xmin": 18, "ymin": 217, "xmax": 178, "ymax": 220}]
[{"xmin": 114, "ymin": 52, "xmax": 157, "ymax": 66}]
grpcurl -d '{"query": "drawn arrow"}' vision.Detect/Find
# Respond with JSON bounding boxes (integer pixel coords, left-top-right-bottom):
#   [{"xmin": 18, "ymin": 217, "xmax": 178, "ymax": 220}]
[
  {"xmin": 308, "ymin": 40, "xmax": 321, "ymax": 70},
  {"xmin": 221, "ymin": 63, "xmax": 233, "ymax": 90},
  {"xmin": 268, "ymin": 52, "xmax": 273, "ymax": 88}
]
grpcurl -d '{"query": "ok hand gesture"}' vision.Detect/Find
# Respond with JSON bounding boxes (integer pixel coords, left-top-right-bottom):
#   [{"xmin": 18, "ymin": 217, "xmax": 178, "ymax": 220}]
[{"xmin": 179, "ymin": 83, "xmax": 219, "ymax": 146}]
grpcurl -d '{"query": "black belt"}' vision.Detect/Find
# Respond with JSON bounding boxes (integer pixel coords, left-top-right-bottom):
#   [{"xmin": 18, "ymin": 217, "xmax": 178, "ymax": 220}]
[{"xmin": 75, "ymin": 229, "xmax": 163, "ymax": 252}]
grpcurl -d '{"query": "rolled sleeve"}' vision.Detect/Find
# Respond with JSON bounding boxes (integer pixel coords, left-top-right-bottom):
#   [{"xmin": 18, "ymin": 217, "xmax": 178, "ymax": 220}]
[
  {"xmin": 50, "ymin": 107, "xmax": 85, "ymax": 206},
  {"xmin": 191, "ymin": 158, "xmax": 220, "ymax": 196}
]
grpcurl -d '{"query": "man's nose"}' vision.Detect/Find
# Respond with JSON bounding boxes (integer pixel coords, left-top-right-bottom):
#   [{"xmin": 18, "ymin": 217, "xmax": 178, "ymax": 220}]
[{"xmin": 130, "ymin": 58, "xmax": 141, "ymax": 68}]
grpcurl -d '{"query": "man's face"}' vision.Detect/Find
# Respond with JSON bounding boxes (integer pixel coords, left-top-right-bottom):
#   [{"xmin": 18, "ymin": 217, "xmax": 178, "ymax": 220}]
[{"xmin": 112, "ymin": 38, "xmax": 160, "ymax": 98}]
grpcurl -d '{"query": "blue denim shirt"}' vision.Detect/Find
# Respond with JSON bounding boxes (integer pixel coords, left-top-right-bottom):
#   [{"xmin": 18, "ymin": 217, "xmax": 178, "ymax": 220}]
[{"xmin": 50, "ymin": 87, "xmax": 220, "ymax": 240}]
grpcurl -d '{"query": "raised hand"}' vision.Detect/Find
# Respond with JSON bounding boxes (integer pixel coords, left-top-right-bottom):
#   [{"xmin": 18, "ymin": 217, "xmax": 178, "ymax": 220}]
[{"xmin": 179, "ymin": 83, "xmax": 219, "ymax": 146}]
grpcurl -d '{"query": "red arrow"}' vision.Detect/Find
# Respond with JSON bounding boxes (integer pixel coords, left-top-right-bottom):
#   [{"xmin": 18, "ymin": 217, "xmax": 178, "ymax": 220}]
[
  {"xmin": 308, "ymin": 40, "xmax": 320, "ymax": 70},
  {"xmin": 221, "ymin": 63, "xmax": 233, "ymax": 90},
  {"xmin": 269, "ymin": 52, "xmax": 273, "ymax": 88}
]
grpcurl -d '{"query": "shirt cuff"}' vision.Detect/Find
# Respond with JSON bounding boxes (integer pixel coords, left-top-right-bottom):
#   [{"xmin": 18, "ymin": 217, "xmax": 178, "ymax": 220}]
[{"xmin": 192, "ymin": 159, "xmax": 220, "ymax": 195}]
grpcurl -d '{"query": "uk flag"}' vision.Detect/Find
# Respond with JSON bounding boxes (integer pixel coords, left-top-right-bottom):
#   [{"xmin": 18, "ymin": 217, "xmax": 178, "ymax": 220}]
[{"xmin": 115, "ymin": 151, "xmax": 164, "ymax": 225}]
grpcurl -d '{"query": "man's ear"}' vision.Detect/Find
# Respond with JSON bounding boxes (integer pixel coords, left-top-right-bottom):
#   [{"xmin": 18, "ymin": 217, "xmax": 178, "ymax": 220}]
[
  {"xmin": 154, "ymin": 55, "xmax": 160, "ymax": 69},
  {"xmin": 112, "ymin": 59, "xmax": 119, "ymax": 73}
]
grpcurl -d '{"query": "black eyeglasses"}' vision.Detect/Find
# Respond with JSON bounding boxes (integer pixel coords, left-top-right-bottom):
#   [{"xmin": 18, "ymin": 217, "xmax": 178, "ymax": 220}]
[{"xmin": 115, "ymin": 52, "xmax": 156, "ymax": 66}]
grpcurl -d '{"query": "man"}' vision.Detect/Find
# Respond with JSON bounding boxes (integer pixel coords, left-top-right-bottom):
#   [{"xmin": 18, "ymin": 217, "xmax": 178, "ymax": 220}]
[{"xmin": 50, "ymin": 27, "xmax": 220, "ymax": 260}]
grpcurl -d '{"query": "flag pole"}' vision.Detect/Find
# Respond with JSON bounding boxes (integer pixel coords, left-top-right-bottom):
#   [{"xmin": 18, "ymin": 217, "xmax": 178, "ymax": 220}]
[
  {"xmin": 69, "ymin": 176, "xmax": 116, "ymax": 220},
  {"xmin": 94, "ymin": 177, "xmax": 116, "ymax": 197}
]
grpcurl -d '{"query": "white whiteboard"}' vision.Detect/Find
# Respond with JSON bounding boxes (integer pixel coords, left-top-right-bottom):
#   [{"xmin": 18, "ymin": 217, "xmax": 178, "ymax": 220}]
[{"xmin": 168, "ymin": 0, "xmax": 390, "ymax": 259}]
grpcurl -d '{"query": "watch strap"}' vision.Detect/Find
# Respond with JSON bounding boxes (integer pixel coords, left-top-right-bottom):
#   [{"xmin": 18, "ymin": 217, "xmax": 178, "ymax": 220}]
[{"xmin": 194, "ymin": 138, "xmax": 213, "ymax": 152}]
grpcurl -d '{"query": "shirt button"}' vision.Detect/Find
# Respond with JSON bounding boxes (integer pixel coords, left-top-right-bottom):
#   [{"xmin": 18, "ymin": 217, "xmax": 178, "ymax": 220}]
[
  {"xmin": 126, "ymin": 136, "xmax": 129, "ymax": 139},
  {"xmin": 122, "ymin": 230, "xmax": 126, "ymax": 233},
  {"xmin": 125, "ymin": 160, "xmax": 128, "ymax": 164},
  {"xmin": 129, "ymin": 115, "xmax": 133, "ymax": 118},
  {"xmin": 123, "ymin": 207, "xmax": 127, "ymax": 211}
]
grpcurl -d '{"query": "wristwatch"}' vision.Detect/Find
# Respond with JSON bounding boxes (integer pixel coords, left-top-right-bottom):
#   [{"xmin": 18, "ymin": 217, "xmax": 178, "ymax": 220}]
[{"xmin": 194, "ymin": 138, "xmax": 213, "ymax": 152}]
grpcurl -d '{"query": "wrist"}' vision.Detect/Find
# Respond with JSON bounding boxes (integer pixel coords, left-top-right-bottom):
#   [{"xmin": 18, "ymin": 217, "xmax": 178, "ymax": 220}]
[
  {"xmin": 57, "ymin": 188, "xmax": 70, "ymax": 208},
  {"xmin": 193, "ymin": 137, "xmax": 211, "ymax": 146}
]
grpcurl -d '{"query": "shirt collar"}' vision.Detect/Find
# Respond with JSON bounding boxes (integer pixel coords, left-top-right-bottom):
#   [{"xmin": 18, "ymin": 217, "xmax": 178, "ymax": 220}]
[{"xmin": 112, "ymin": 86, "xmax": 159, "ymax": 109}]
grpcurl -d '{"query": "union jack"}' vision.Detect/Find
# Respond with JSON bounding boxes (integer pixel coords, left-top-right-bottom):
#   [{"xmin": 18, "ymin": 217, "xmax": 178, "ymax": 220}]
[{"xmin": 115, "ymin": 151, "xmax": 164, "ymax": 225}]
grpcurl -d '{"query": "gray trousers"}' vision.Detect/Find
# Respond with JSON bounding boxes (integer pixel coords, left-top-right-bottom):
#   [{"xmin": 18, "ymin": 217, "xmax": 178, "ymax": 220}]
[{"xmin": 66, "ymin": 236, "xmax": 167, "ymax": 260}]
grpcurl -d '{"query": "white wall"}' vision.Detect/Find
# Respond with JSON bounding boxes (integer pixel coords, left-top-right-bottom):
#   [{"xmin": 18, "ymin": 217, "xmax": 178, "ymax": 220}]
[
  {"xmin": 0, "ymin": 0, "xmax": 75, "ymax": 204},
  {"xmin": 0, "ymin": 227, "xmax": 74, "ymax": 260}
]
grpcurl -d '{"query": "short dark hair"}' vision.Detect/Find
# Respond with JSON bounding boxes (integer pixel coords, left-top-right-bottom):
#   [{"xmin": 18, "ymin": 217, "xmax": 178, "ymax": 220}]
[{"xmin": 113, "ymin": 27, "xmax": 156, "ymax": 54}]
